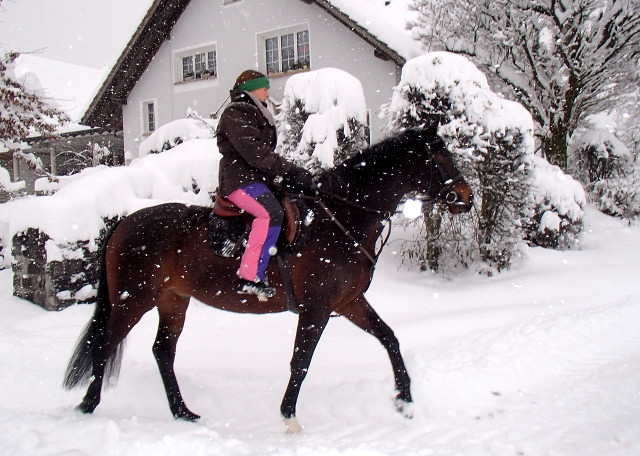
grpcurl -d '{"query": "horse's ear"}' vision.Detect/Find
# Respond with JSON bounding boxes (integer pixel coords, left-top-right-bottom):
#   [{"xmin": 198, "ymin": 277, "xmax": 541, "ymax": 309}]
[{"xmin": 422, "ymin": 115, "xmax": 444, "ymax": 138}]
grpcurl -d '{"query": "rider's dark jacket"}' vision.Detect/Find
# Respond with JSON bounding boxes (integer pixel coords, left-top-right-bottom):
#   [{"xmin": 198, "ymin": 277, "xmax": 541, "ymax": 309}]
[{"xmin": 215, "ymin": 89, "xmax": 293, "ymax": 197}]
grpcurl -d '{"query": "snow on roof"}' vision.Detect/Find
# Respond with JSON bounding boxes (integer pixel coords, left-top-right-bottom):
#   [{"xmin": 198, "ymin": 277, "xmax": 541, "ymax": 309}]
[
  {"xmin": 327, "ymin": 0, "xmax": 423, "ymax": 60},
  {"xmin": 13, "ymin": 54, "xmax": 107, "ymax": 132}
]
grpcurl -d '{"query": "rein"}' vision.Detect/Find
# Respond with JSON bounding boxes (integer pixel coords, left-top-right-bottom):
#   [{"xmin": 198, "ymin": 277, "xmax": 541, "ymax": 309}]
[
  {"xmin": 296, "ymin": 192, "xmax": 392, "ymax": 268},
  {"xmin": 317, "ymin": 199, "xmax": 391, "ymax": 266}
]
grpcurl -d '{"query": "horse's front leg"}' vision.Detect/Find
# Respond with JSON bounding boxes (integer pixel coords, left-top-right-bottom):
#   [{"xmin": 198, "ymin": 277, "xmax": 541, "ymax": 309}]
[
  {"xmin": 281, "ymin": 304, "xmax": 331, "ymax": 433},
  {"xmin": 339, "ymin": 295, "xmax": 413, "ymax": 418}
]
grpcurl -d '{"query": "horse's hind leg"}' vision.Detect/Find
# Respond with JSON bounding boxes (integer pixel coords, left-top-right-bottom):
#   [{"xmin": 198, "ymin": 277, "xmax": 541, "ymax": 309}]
[
  {"xmin": 153, "ymin": 294, "xmax": 200, "ymax": 422},
  {"xmin": 339, "ymin": 295, "xmax": 413, "ymax": 418},
  {"xmin": 78, "ymin": 362, "xmax": 107, "ymax": 414},
  {"xmin": 78, "ymin": 310, "xmax": 141, "ymax": 414}
]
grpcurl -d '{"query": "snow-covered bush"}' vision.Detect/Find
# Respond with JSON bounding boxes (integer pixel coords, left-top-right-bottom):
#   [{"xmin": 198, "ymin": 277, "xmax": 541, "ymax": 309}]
[
  {"xmin": 383, "ymin": 52, "xmax": 536, "ymax": 274},
  {"xmin": 139, "ymin": 110, "xmax": 215, "ymax": 158},
  {"xmin": 569, "ymin": 129, "xmax": 640, "ymax": 219},
  {"xmin": 525, "ymin": 156, "xmax": 585, "ymax": 249},
  {"xmin": 277, "ymin": 68, "xmax": 368, "ymax": 174}
]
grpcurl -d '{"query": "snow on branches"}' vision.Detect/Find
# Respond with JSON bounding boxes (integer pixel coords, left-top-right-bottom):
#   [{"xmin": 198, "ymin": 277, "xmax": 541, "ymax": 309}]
[
  {"xmin": 408, "ymin": 0, "xmax": 640, "ymax": 171},
  {"xmin": 0, "ymin": 50, "xmax": 70, "ymax": 152},
  {"xmin": 1, "ymin": 48, "xmax": 70, "ymax": 194}
]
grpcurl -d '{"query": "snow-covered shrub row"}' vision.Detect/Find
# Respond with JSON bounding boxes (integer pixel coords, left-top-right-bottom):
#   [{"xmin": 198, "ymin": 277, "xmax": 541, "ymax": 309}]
[
  {"xmin": 276, "ymin": 68, "xmax": 368, "ymax": 174},
  {"xmin": 383, "ymin": 52, "xmax": 584, "ymax": 274},
  {"xmin": 0, "ymin": 141, "xmax": 220, "ymax": 301},
  {"xmin": 569, "ymin": 129, "xmax": 640, "ymax": 219}
]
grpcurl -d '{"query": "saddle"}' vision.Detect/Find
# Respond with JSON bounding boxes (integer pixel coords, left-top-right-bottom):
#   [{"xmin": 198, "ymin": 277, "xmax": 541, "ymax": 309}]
[{"xmin": 209, "ymin": 188, "xmax": 313, "ymax": 258}]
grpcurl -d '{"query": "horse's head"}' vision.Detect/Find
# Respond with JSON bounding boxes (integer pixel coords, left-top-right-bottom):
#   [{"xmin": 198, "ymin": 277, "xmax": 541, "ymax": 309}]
[{"xmin": 411, "ymin": 134, "xmax": 473, "ymax": 215}]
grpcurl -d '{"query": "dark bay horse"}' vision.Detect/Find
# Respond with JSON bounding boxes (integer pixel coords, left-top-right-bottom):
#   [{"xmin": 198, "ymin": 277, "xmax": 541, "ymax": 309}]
[{"xmin": 63, "ymin": 127, "xmax": 473, "ymax": 432}]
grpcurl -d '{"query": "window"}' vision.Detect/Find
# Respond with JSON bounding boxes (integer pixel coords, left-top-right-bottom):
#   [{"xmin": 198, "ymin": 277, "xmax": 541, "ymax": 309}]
[
  {"xmin": 182, "ymin": 56, "xmax": 194, "ymax": 80},
  {"xmin": 260, "ymin": 26, "xmax": 310, "ymax": 76},
  {"xmin": 143, "ymin": 101, "xmax": 156, "ymax": 134},
  {"xmin": 194, "ymin": 52, "xmax": 207, "ymax": 78},
  {"xmin": 176, "ymin": 45, "xmax": 218, "ymax": 83},
  {"xmin": 297, "ymin": 30, "xmax": 310, "ymax": 67},
  {"xmin": 207, "ymin": 51, "xmax": 217, "ymax": 76},
  {"xmin": 265, "ymin": 37, "xmax": 279, "ymax": 74},
  {"xmin": 281, "ymin": 33, "xmax": 295, "ymax": 72}
]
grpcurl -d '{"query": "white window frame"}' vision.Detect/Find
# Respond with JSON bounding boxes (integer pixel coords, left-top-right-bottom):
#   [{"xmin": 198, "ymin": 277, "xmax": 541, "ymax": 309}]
[
  {"xmin": 258, "ymin": 24, "xmax": 310, "ymax": 77},
  {"xmin": 173, "ymin": 42, "xmax": 218, "ymax": 85},
  {"xmin": 141, "ymin": 99, "xmax": 157, "ymax": 136}
]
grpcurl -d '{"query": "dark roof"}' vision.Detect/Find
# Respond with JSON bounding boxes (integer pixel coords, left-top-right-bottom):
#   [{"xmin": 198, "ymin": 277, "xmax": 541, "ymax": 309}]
[
  {"xmin": 25, "ymin": 127, "xmax": 121, "ymax": 145},
  {"xmin": 82, "ymin": 0, "xmax": 405, "ymax": 130}
]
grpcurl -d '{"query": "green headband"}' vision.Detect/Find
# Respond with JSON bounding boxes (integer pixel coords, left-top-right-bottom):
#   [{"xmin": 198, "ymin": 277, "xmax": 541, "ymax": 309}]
[{"xmin": 237, "ymin": 76, "xmax": 270, "ymax": 92}]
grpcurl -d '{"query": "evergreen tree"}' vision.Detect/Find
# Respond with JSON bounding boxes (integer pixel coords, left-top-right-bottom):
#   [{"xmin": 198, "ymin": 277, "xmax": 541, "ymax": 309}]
[{"xmin": 0, "ymin": 48, "xmax": 70, "ymax": 191}]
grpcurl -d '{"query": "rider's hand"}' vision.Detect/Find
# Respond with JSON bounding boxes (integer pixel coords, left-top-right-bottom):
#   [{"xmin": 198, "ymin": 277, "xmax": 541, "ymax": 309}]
[{"xmin": 286, "ymin": 166, "xmax": 314, "ymax": 191}]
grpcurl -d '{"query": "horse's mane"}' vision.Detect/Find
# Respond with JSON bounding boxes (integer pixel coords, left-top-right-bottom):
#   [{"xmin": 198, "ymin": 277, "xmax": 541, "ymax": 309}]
[{"xmin": 317, "ymin": 128, "xmax": 434, "ymax": 194}]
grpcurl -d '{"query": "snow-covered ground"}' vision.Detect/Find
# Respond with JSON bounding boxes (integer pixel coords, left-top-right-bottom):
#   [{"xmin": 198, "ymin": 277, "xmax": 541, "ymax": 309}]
[{"xmin": 1, "ymin": 205, "xmax": 639, "ymax": 456}]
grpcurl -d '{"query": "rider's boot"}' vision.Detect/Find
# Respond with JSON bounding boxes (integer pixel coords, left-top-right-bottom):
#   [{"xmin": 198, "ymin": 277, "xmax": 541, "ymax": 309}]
[{"xmin": 237, "ymin": 278, "xmax": 276, "ymax": 299}]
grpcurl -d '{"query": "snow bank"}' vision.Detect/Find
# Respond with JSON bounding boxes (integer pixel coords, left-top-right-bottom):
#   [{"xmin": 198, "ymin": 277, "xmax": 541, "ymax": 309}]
[{"xmin": 138, "ymin": 114, "xmax": 216, "ymax": 158}]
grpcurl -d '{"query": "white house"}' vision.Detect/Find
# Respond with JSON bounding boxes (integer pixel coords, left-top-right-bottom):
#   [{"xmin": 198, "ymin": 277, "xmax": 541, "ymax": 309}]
[{"xmin": 82, "ymin": 0, "xmax": 423, "ymax": 161}]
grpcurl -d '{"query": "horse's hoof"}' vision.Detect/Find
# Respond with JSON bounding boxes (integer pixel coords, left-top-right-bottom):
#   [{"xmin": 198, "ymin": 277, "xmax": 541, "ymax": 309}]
[
  {"xmin": 394, "ymin": 398, "xmax": 414, "ymax": 419},
  {"xmin": 173, "ymin": 409, "xmax": 201, "ymax": 422},
  {"xmin": 77, "ymin": 400, "xmax": 97, "ymax": 414},
  {"xmin": 283, "ymin": 416, "xmax": 303, "ymax": 433}
]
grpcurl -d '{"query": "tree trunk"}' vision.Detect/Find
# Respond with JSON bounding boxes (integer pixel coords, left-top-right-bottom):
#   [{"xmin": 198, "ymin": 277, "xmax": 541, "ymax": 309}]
[
  {"xmin": 542, "ymin": 126, "xmax": 569, "ymax": 171},
  {"xmin": 544, "ymin": 72, "xmax": 580, "ymax": 172},
  {"xmin": 423, "ymin": 207, "xmax": 443, "ymax": 271}
]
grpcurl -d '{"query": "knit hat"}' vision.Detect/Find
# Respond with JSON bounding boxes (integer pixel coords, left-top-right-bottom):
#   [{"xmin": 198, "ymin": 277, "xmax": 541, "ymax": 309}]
[{"xmin": 234, "ymin": 70, "xmax": 270, "ymax": 92}]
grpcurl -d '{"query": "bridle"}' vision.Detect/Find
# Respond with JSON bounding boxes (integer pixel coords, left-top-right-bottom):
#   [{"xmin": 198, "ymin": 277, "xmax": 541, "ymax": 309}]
[{"xmin": 421, "ymin": 138, "xmax": 468, "ymax": 208}]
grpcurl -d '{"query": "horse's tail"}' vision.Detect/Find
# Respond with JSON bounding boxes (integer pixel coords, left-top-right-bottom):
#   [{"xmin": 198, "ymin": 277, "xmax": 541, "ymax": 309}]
[{"xmin": 63, "ymin": 222, "xmax": 125, "ymax": 390}]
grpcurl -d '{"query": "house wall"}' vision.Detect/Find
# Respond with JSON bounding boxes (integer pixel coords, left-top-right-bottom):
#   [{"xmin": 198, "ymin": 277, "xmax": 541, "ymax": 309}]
[{"xmin": 123, "ymin": 0, "xmax": 400, "ymax": 161}]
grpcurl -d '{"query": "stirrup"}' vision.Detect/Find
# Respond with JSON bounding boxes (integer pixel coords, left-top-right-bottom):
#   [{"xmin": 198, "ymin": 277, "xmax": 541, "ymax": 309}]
[{"xmin": 237, "ymin": 279, "xmax": 276, "ymax": 300}]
